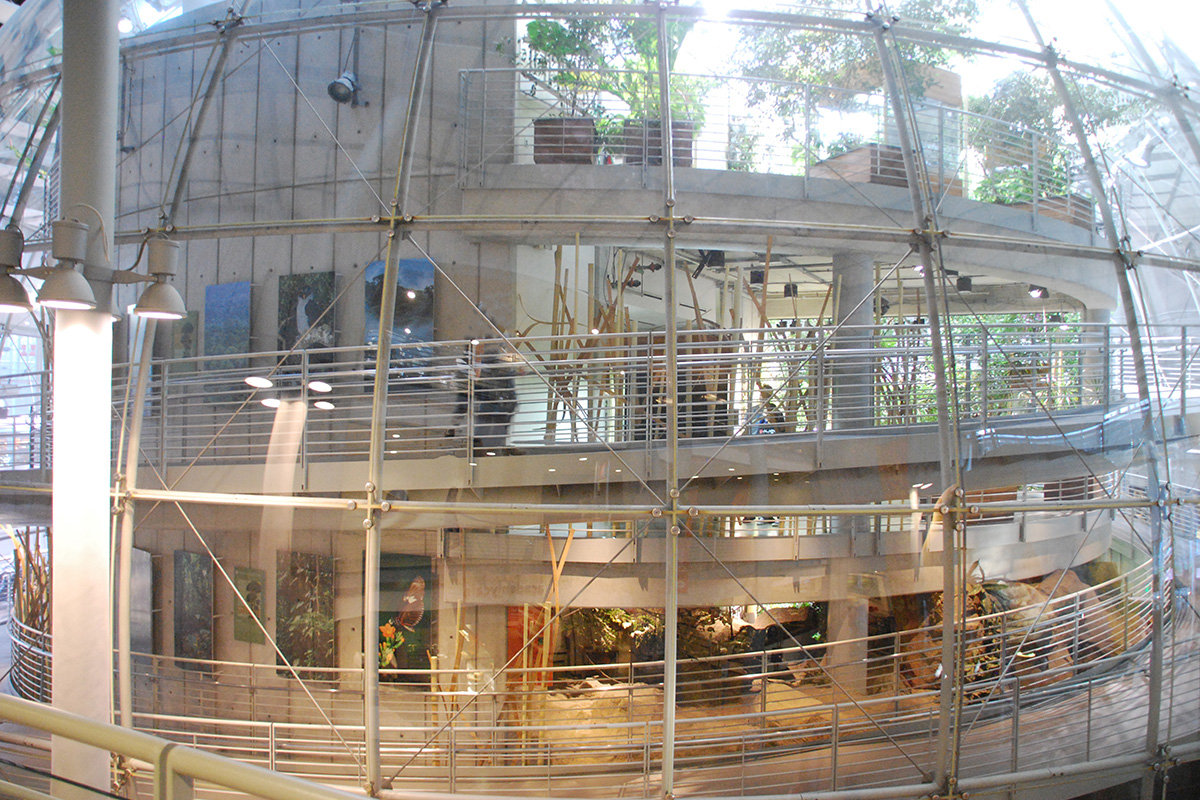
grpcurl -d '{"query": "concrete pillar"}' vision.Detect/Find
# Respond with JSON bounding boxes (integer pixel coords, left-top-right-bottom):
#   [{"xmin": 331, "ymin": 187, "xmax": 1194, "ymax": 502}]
[
  {"xmin": 1081, "ymin": 307, "xmax": 1110, "ymax": 406},
  {"xmin": 830, "ymin": 251, "xmax": 875, "ymax": 430},
  {"xmin": 51, "ymin": 0, "xmax": 119, "ymax": 790},
  {"xmin": 824, "ymin": 594, "xmax": 869, "ymax": 698}
]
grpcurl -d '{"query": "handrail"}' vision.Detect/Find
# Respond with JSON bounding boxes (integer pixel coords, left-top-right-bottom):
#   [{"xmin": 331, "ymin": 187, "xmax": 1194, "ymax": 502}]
[
  {"xmin": 88, "ymin": 322, "xmax": 1187, "ymax": 472},
  {"xmin": 0, "ymin": 694, "xmax": 365, "ymax": 800}
]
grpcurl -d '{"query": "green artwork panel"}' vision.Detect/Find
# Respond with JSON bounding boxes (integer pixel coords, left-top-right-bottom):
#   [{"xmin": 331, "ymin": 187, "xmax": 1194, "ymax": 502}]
[
  {"xmin": 173, "ymin": 550, "xmax": 213, "ymax": 670},
  {"xmin": 276, "ymin": 551, "xmax": 335, "ymax": 672},
  {"xmin": 233, "ymin": 566, "xmax": 265, "ymax": 644},
  {"xmin": 376, "ymin": 553, "xmax": 433, "ymax": 683}
]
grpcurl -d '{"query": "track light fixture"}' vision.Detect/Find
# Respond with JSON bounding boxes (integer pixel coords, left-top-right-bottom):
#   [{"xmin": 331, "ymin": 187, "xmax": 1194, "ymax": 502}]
[{"xmin": 1028, "ymin": 285, "xmax": 1049, "ymax": 299}]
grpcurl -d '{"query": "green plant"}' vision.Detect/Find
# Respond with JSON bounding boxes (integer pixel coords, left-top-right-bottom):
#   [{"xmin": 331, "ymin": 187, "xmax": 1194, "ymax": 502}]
[{"xmin": 516, "ymin": 8, "xmax": 709, "ymax": 128}]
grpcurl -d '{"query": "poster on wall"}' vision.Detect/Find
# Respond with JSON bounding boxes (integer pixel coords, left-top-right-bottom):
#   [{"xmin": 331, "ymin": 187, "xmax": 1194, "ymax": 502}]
[
  {"xmin": 276, "ymin": 551, "xmax": 335, "ymax": 675},
  {"xmin": 278, "ymin": 271, "xmax": 335, "ymax": 363},
  {"xmin": 233, "ymin": 566, "xmax": 265, "ymax": 644},
  {"xmin": 375, "ymin": 553, "xmax": 433, "ymax": 683},
  {"xmin": 364, "ymin": 258, "xmax": 435, "ymax": 347},
  {"xmin": 174, "ymin": 550, "xmax": 213, "ymax": 670},
  {"xmin": 204, "ymin": 281, "xmax": 252, "ymax": 369}
]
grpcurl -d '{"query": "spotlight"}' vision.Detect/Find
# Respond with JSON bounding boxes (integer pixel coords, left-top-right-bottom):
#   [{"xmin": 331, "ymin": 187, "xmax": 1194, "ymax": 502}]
[
  {"xmin": 1028, "ymin": 285, "xmax": 1049, "ymax": 299},
  {"xmin": 38, "ymin": 220, "xmax": 96, "ymax": 310},
  {"xmin": 308, "ymin": 380, "xmax": 332, "ymax": 393},
  {"xmin": 0, "ymin": 272, "xmax": 31, "ymax": 314},
  {"xmin": 245, "ymin": 376, "xmax": 274, "ymax": 389},
  {"xmin": 0, "ymin": 228, "xmax": 30, "ymax": 313},
  {"xmin": 313, "ymin": 400, "xmax": 335, "ymax": 410},
  {"xmin": 133, "ymin": 239, "xmax": 186, "ymax": 320},
  {"xmin": 956, "ymin": 276, "xmax": 972, "ymax": 293},
  {"xmin": 328, "ymin": 70, "xmax": 359, "ymax": 104}
]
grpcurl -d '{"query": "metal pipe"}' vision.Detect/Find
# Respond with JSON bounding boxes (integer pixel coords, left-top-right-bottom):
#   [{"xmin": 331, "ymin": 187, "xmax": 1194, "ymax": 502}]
[
  {"xmin": 117, "ymin": 318, "xmax": 157, "ymax": 728},
  {"xmin": 85, "ymin": 215, "xmax": 1200, "ymax": 272},
  {"xmin": 164, "ymin": 5, "xmax": 247, "ymax": 226},
  {"xmin": 871, "ymin": 19, "xmax": 957, "ymax": 792},
  {"xmin": 656, "ymin": 8, "xmax": 681, "ymax": 797},
  {"xmin": 365, "ymin": 6, "xmax": 440, "ymax": 794},
  {"xmin": 1011, "ymin": 8, "xmax": 1167, "ymax": 799},
  {"xmin": 9, "ymin": 105, "xmax": 60, "ymax": 228}
]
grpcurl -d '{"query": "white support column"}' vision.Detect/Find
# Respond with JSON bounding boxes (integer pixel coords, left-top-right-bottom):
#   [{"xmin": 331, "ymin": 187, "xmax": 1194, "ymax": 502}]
[
  {"xmin": 824, "ymin": 593, "xmax": 869, "ymax": 698},
  {"xmin": 51, "ymin": 311, "xmax": 114, "ymax": 789},
  {"xmin": 829, "ymin": 251, "xmax": 875, "ymax": 431},
  {"xmin": 52, "ymin": 0, "xmax": 119, "ymax": 790}
]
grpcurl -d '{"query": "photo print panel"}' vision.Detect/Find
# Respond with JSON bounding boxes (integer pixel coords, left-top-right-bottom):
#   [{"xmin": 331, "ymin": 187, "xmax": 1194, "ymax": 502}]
[
  {"xmin": 278, "ymin": 271, "xmax": 335, "ymax": 363},
  {"xmin": 364, "ymin": 258, "xmax": 435, "ymax": 347},
  {"xmin": 173, "ymin": 550, "xmax": 213, "ymax": 670},
  {"xmin": 204, "ymin": 281, "xmax": 251, "ymax": 370},
  {"xmin": 376, "ymin": 553, "xmax": 433, "ymax": 684},
  {"xmin": 276, "ymin": 551, "xmax": 336, "ymax": 677},
  {"xmin": 233, "ymin": 566, "xmax": 266, "ymax": 645}
]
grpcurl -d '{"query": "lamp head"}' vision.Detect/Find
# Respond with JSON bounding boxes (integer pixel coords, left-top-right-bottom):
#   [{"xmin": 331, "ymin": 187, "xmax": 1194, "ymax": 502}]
[
  {"xmin": 38, "ymin": 265, "xmax": 97, "ymax": 310},
  {"xmin": 0, "ymin": 271, "xmax": 31, "ymax": 314},
  {"xmin": 134, "ymin": 278, "xmax": 186, "ymax": 320}
]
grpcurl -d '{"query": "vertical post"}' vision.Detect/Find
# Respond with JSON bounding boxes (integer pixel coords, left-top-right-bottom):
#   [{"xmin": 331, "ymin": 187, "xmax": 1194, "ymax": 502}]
[
  {"xmin": 656, "ymin": 5, "xmax": 681, "ymax": 796},
  {"xmin": 365, "ymin": 7, "xmax": 440, "ymax": 795},
  {"xmin": 1011, "ymin": 9, "xmax": 1166, "ymax": 797},
  {"xmin": 871, "ymin": 19, "xmax": 959, "ymax": 795},
  {"xmin": 1181, "ymin": 327, "xmax": 1188, "ymax": 418},
  {"xmin": 54, "ymin": 0, "xmax": 118, "ymax": 791},
  {"xmin": 118, "ymin": 318, "xmax": 158, "ymax": 729}
]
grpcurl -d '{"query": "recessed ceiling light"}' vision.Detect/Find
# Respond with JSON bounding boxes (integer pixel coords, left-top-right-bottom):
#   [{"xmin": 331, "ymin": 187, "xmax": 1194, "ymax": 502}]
[
  {"xmin": 406, "ymin": 290, "xmax": 417, "ymax": 300},
  {"xmin": 728, "ymin": 467, "xmax": 736, "ymax": 471},
  {"xmin": 486, "ymin": 451, "xmax": 496, "ymax": 456},
  {"xmin": 548, "ymin": 468, "xmax": 556, "ymax": 472},
  {"xmin": 308, "ymin": 380, "xmax": 332, "ymax": 393},
  {"xmin": 261, "ymin": 397, "xmax": 281, "ymax": 408},
  {"xmin": 245, "ymin": 376, "xmax": 273, "ymax": 389},
  {"xmin": 313, "ymin": 400, "xmax": 335, "ymax": 410},
  {"xmin": 579, "ymin": 456, "xmax": 588, "ymax": 461}
]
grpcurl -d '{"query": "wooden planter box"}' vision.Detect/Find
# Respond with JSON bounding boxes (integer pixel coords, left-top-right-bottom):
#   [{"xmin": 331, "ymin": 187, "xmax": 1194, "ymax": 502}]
[
  {"xmin": 533, "ymin": 117, "xmax": 597, "ymax": 165},
  {"xmin": 810, "ymin": 143, "xmax": 963, "ymax": 196},
  {"xmin": 620, "ymin": 119, "xmax": 696, "ymax": 167}
]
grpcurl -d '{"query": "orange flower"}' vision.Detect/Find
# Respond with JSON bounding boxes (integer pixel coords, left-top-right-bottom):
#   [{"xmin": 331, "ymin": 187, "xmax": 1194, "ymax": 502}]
[{"xmin": 380, "ymin": 622, "xmax": 397, "ymax": 639}]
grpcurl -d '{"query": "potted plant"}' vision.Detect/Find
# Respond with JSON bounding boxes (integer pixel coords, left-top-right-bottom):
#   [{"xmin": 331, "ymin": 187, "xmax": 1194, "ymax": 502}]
[
  {"xmin": 517, "ymin": 18, "xmax": 610, "ymax": 164},
  {"xmin": 516, "ymin": 12, "xmax": 708, "ymax": 167}
]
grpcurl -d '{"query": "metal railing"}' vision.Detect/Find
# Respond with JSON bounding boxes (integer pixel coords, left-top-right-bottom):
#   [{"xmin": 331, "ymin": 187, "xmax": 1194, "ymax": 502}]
[
  {"xmin": 0, "ymin": 322, "xmax": 1192, "ymax": 476},
  {"xmin": 106, "ymin": 563, "xmax": 1161, "ymax": 793},
  {"xmin": 8, "ymin": 559, "xmax": 1161, "ymax": 793},
  {"xmin": 459, "ymin": 66, "xmax": 1090, "ymax": 222},
  {"xmin": 105, "ymin": 323, "xmax": 1178, "ymax": 471}
]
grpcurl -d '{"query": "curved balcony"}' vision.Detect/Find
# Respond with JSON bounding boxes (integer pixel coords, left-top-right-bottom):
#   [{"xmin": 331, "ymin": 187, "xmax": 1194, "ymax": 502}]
[{"xmin": 9, "ymin": 553, "xmax": 1179, "ymax": 796}]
